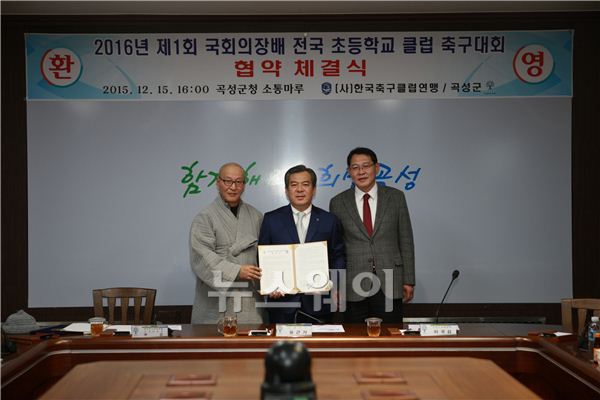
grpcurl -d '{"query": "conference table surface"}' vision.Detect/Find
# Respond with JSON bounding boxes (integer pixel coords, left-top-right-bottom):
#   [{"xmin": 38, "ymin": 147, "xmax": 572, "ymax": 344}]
[
  {"xmin": 2, "ymin": 323, "xmax": 600, "ymax": 399},
  {"xmin": 41, "ymin": 356, "xmax": 539, "ymax": 399}
]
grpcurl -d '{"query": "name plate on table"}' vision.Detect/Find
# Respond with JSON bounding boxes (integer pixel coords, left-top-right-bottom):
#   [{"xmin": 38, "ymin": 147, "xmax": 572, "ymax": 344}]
[
  {"xmin": 131, "ymin": 325, "xmax": 169, "ymax": 338},
  {"xmin": 419, "ymin": 324, "xmax": 460, "ymax": 336},
  {"xmin": 276, "ymin": 323, "xmax": 312, "ymax": 337}
]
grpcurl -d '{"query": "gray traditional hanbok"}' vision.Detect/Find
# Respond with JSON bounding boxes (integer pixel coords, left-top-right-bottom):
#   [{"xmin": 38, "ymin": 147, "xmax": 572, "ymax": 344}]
[{"xmin": 190, "ymin": 197, "xmax": 265, "ymax": 324}]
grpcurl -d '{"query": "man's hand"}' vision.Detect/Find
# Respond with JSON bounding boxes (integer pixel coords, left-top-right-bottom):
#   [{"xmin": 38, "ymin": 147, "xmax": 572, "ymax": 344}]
[
  {"xmin": 268, "ymin": 290, "xmax": 285, "ymax": 299},
  {"xmin": 239, "ymin": 265, "xmax": 262, "ymax": 281},
  {"xmin": 330, "ymin": 289, "xmax": 339, "ymax": 310},
  {"xmin": 403, "ymin": 284, "xmax": 415, "ymax": 303}
]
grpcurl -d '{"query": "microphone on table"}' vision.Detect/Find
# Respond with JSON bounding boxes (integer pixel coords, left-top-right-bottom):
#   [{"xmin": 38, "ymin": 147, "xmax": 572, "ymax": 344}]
[
  {"xmin": 435, "ymin": 269, "xmax": 460, "ymax": 323},
  {"xmin": 294, "ymin": 309, "xmax": 325, "ymax": 324}
]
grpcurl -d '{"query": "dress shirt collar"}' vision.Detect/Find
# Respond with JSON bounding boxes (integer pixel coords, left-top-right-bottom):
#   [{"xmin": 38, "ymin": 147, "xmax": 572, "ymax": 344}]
[
  {"xmin": 291, "ymin": 204, "xmax": 312, "ymax": 216},
  {"xmin": 355, "ymin": 183, "xmax": 378, "ymax": 203}
]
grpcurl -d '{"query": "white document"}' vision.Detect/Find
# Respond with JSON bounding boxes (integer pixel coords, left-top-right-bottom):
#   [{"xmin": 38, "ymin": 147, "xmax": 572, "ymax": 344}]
[
  {"xmin": 63, "ymin": 322, "xmax": 91, "ymax": 333},
  {"xmin": 259, "ymin": 244, "xmax": 296, "ymax": 294},
  {"xmin": 259, "ymin": 241, "xmax": 331, "ymax": 295},
  {"xmin": 107, "ymin": 325, "xmax": 132, "ymax": 333},
  {"xmin": 311, "ymin": 325, "xmax": 345, "ymax": 333},
  {"xmin": 553, "ymin": 332, "xmax": 572, "ymax": 337}
]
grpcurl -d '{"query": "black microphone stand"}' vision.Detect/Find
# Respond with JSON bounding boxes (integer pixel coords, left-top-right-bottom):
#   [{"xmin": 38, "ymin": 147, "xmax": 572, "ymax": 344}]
[
  {"xmin": 294, "ymin": 309, "xmax": 325, "ymax": 324},
  {"xmin": 435, "ymin": 270, "xmax": 460, "ymax": 323}
]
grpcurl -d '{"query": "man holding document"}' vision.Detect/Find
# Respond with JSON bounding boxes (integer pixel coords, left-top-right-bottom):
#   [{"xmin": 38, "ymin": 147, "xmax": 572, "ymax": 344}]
[
  {"xmin": 258, "ymin": 165, "xmax": 345, "ymax": 323},
  {"xmin": 189, "ymin": 162, "xmax": 265, "ymax": 324}
]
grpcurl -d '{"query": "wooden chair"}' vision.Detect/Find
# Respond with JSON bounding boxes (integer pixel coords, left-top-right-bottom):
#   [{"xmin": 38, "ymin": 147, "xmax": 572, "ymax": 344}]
[
  {"xmin": 93, "ymin": 287, "xmax": 156, "ymax": 325},
  {"xmin": 561, "ymin": 298, "xmax": 600, "ymax": 335}
]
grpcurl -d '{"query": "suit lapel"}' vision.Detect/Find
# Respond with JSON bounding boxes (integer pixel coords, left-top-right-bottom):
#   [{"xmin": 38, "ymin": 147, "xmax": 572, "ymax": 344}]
[
  {"xmin": 373, "ymin": 185, "xmax": 390, "ymax": 236},
  {"xmin": 283, "ymin": 205, "xmax": 300, "ymax": 243},
  {"xmin": 305, "ymin": 208, "xmax": 320, "ymax": 243},
  {"xmin": 343, "ymin": 189, "xmax": 371, "ymax": 239}
]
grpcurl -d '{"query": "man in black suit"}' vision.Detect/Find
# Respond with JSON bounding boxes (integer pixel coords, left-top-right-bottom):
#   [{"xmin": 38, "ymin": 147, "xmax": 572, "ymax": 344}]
[{"xmin": 259, "ymin": 165, "xmax": 345, "ymax": 323}]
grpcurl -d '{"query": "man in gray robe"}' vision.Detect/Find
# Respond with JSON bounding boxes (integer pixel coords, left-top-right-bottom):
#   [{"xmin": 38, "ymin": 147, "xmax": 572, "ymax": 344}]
[{"xmin": 190, "ymin": 162, "xmax": 265, "ymax": 324}]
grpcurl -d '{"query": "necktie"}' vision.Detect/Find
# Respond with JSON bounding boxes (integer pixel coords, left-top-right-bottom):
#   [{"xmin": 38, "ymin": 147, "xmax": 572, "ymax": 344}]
[
  {"xmin": 296, "ymin": 211, "xmax": 306, "ymax": 243},
  {"xmin": 363, "ymin": 193, "xmax": 373, "ymax": 237}
]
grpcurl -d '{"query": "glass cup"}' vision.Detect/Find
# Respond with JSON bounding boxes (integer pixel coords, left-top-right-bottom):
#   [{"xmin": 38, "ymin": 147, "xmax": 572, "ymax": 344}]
[
  {"xmin": 217, "ymin": 315, "xmax": 237, "ymax": 337},
  {"xmin": 365, "ymin": 317, "xmax": 382, "ymax": 337},
  {"xmin": 89, "ymin": 317, "xmax": 106, "ymax": 336}
]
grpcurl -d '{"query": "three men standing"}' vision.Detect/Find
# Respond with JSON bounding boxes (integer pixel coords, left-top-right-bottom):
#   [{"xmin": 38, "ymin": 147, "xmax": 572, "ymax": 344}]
[{"xmin": 190, "ymin": 149, "xmax": 414, "ymax": 325}]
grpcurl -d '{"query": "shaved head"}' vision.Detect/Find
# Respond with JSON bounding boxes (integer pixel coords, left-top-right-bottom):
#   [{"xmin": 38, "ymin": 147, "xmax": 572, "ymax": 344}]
[
  {"xmin": 217, "ymin": 162, "xmax": 246, "ymax": 207},
  {"xmin": 218, "ymin": 162, "xmax": 244, "ymax": 177}
]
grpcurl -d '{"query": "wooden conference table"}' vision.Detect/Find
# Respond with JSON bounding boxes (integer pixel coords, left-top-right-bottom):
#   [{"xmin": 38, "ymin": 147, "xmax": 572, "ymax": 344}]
[{"xmin": 2, "ymin": 323, "xmax": 600, "ymax": 399}]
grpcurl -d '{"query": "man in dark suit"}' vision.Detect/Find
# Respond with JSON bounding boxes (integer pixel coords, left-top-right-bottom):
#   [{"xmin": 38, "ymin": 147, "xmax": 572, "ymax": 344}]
[
  {"xmin": 259, "ymin": 165, "xmax": 345, "ymax": 323},
  {"xmin": 329, "ymin": 147, "xmax": 415, "ymax": 323}
]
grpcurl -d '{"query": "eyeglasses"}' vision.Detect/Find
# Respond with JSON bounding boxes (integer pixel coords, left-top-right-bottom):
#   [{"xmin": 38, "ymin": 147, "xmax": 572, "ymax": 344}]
[
  {"xmin": 219, "ymin": 177, "xmax": 245, "ymax": 187},
  {"xmin": 349, "ymin": 163, "xmax": 375, "ymax": 172}
]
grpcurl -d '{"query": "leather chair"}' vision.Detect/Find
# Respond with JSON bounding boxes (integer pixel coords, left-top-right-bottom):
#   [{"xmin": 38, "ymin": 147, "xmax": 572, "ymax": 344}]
[
  {"xmin": 93, "ymin": 287, "xmax": 156, "ymax": 324},
  {"xmin": 561, "ymin": 298, "xmax": 600, "ymax": 336}
]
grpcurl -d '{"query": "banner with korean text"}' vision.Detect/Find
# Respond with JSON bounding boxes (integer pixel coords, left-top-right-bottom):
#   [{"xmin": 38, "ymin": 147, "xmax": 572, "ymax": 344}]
[{"xmin": 26, "ymin": 30, "xmax": 572, "ymax": 100}]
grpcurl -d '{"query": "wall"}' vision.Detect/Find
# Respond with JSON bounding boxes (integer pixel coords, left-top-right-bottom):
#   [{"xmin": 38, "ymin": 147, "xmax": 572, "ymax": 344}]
[{"xmin": 3, "ymin": 12, "xmax": 599, "ymax": 322}]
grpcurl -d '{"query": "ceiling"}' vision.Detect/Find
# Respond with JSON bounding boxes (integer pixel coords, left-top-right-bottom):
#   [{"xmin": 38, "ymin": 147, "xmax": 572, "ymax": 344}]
[{"xmin": 3, "ymin": 1, "xmax": 600, "ymax": 16}]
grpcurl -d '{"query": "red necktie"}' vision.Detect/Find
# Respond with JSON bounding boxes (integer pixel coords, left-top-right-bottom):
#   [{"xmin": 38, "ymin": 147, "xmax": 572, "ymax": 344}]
[{"xmin": 363, "ymin": 193, "xmax": 373, "ymax": 237}]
